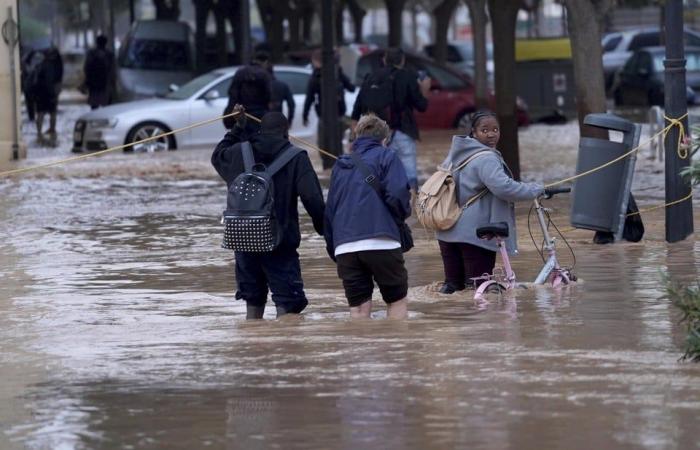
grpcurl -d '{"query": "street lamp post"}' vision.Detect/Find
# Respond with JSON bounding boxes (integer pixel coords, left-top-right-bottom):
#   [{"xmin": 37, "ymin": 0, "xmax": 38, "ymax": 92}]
[{"xmin": 664, "ymin": 0, "xmax": 694, "ymax": 242}]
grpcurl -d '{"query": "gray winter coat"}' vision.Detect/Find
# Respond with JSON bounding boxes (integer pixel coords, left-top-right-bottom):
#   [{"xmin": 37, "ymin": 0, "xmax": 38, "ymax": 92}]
[{"xmin": 435, "ymin": 136, "xmax": 544, "ymax": 254}]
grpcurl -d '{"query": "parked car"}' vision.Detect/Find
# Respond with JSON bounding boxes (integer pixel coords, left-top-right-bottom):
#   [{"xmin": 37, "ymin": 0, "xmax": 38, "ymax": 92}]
[
  {"xmin": 423, "ymin": 41, "xmax": 493, "ymax": 79},
  {"xmin": 72, "ymin": 66, "xmax": 357, "ymax": 153},
  {"xmin": 611, "ymin": 46, "xmax": 700, "ymax": 106},
  {"xmin": 116, "ymin": 20, "xmax": 195, "ymax": 101},
  {"xmin": 602, "ymin": 28, "xmax": 700, "ymax": 93},
  {"xmin": 354, "ymin": 49, "xmax": 528, "ymax": 129}
]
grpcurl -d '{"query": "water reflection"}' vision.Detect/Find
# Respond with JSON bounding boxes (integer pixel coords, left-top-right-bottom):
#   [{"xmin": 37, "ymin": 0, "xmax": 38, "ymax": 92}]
[{"xmin": 1, "ymin": 162, "xmax": 699, "ymax": 449}]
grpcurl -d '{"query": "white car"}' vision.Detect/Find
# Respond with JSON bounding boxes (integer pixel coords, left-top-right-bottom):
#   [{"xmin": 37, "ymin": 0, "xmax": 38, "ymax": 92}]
[{"xmin": 72, "ymin": 65, "xmax": 357, "ymax": 153}]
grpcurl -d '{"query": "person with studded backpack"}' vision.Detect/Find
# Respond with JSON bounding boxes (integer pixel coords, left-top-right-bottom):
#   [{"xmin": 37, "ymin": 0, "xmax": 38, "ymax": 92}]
[{"xmin": 212, "ymin": 112, "xmax": 325, "ymax": 319}]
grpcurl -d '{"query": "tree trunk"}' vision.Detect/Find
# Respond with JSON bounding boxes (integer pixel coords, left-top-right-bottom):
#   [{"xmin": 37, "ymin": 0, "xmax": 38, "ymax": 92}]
[
  {"xmin": 487, "ymin": 0, "xmax": 521, "ymax": 179},
  {"xmin": 563, "ymin": 0, "xmax": 613, "ymax": 139},
  {"xmin": 336, "ymin": 0, "xmax": 345, "ymax": 43},
  {"xmin": 153, "ymin": 0, "xmax": 180, "ymax": 20},
  {"xmin": 215, "ymin": 7, "xmax": 228, "ymax": 66},
  {"xmin": 384, "ymin": 0, "xmax": 407, "ymax": 47},
  {"xmin": 288, "ymin": 2, "xmax": 302, "ymax": 51},
  {"xmin": 347, "ymin": 0, "xmax": 366, "ymax": 43},
  {"xmin": 465, "ymin": 0, "xmax": 489, "ymax": 108},
  {"xmin": 220, "ymin": 0, "xmax": 245, "ymax": 65},
  {"xmin": 299, "ymin": 0, "xmax": 316, "ymax": 44},
  {"xmin": 193, "ymin": 0, "xmax": 212, "ymax": 72},
  {"xmin": 257, "ymin": 0, "xmax": 285, "ymax": 62},
  {"xmin": 432, "ymin": 0, "xmax": 460, "ymax": 65}
]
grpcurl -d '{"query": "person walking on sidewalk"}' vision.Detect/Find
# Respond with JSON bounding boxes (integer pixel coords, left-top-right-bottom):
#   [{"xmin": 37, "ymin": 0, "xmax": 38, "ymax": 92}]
[
  {"xmin": 351, "ymin": 48, "xmax": 430, "ymax": 193},
  {"xmin": 34, "ymin": 46, "xmax": 63, "ymax": 143},
  {"xmin": 212, "ymin": 112, "xmax": 325, "ymax": 319},
  {"xmin": 436, "ymin": 111, "xmax": 544, "ymax": 294},
  {"xmin": 324, "ymin": 114, "xmax": 411, "ymax": 319},
  {"xmin": 83, "ymin": 35, "xmax": 115, "ymax": 110}
]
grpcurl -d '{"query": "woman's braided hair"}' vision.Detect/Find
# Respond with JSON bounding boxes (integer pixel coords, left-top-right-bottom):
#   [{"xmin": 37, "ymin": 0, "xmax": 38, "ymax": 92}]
[{"xmin": 468, "ymin": 110, "xmax": 498, "ymax": 137}]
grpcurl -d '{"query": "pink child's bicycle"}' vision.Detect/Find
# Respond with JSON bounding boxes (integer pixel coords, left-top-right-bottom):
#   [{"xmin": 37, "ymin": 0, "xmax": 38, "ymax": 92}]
[{"xmin": 472, "ymin": 186, "xmax": 575, "ymax": 298}]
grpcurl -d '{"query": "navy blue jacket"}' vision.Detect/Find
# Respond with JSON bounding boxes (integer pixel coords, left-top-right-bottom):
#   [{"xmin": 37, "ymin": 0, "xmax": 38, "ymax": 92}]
[{"xmin": 324, "ymin": 137, "xmax": 411, "ymax": 257}]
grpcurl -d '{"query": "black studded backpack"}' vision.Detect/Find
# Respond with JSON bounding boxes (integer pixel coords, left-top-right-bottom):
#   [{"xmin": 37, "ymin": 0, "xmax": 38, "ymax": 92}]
[{"xmin": 222, "ymin": 141, "xmax": 302, "ymax": 252}]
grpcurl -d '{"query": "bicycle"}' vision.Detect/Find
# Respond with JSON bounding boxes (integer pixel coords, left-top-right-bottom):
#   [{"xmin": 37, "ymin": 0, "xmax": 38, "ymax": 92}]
[{"xmin": 471, "ymin": 186, "xmax": 576, "ymax": 299}]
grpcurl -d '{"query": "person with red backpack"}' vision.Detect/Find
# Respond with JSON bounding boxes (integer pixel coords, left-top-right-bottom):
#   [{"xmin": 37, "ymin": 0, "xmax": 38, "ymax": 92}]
[{"xmin": 351, "ymin": 48, "xmax": 431, "ymax": 193}]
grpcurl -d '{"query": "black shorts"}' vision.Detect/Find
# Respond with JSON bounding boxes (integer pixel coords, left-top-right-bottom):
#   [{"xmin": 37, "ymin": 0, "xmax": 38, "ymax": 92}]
[{"xmin": 335, "ymin": 249, "xmax": 408, "ymax": 307}]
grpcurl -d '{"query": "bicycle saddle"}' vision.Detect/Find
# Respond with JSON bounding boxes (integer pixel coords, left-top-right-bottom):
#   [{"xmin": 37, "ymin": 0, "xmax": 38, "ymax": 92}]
[{"xmin": 476, "ymin": 222, "xmax": 509, "ymax": 239}]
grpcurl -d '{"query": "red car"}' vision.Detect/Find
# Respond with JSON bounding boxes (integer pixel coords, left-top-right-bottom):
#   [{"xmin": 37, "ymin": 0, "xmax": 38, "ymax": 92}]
[{"xmin": 354, "ymin": 49, "xmax": 529, "ymax": 129}]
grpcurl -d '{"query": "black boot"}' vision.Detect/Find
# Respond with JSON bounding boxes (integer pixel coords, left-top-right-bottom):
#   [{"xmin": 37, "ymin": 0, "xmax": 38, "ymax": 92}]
[
  {"xmin": 246, "ymin": 304, "xmax": 265, "ymax": 320},
  {"xmin": 439, "ymin": 282, "xmax": 460, "ymax": 294},
  {"xmin": 276, "ymin": 305, "xmax": 289, "ymax": 318}
]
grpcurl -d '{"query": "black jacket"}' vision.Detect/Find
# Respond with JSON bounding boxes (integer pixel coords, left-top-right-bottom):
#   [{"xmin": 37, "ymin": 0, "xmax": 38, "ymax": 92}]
[
  {"xmin": 270, "ymin": 77, "xmax": 295, "ymax": 126},
  {"xmin": 211, "ymin": 132, "xmax": 325, "ymax": 249},
  {"xmin": 84, "ymin": 47, "xmax": 114, "ymax": 91},
  {"xmin": 352, "ymin": 66, "xmax": 428, "ymax": 140},
  {"xmin": 223, "ymin": 62, "xmax": 272, "ymax": 129},
  {"xmin": 302, "ymin": 67, "xmax": 355, "ymax": 122}
]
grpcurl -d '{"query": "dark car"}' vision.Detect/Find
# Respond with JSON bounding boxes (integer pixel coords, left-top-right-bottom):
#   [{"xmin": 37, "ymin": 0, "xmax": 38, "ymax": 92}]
[
  {"xmin": 612, "ymin": 46, "xmax": 700, "ymax": 106},
  {"xmin": 355, "ymin": 49, "xmax": 528, "ymax": 129},
  {"xmin": 423, "ymin": 41, "xmax": 493, "ymax": 79},
  {"xmin": 602, "ymin": 28, "xmax": 700, "ymax": 94}
]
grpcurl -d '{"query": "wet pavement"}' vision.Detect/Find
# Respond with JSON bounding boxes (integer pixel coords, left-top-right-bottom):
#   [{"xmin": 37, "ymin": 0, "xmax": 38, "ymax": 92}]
[{"xmin": 1, "ymin": 106, "xmax": 700, "ymax": 449}]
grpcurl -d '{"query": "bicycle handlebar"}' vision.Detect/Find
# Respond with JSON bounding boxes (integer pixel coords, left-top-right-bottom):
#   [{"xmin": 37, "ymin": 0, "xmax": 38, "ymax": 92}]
[{"xmin": 542, "ymin": 186, "xmax": 571, "ymax": 199}]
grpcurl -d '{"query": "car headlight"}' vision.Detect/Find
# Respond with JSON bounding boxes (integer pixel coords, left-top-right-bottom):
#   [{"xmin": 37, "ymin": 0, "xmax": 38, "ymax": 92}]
[{"xmin": 87, "ymin": 118, "xmax": 118, "ymax": 129}]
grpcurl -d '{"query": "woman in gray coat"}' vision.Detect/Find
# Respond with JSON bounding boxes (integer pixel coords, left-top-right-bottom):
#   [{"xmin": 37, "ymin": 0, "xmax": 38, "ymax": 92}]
[{"xmin": 436, "ymin": 111, "xmax": 544, "ymax": 294}]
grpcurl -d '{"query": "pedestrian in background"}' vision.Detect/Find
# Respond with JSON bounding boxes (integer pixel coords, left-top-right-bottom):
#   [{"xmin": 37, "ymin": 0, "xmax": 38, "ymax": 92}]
[
  {"xmin": 21, "ymin": 47, "xmax": 43, "ymax": 122},
  {"xmin": 262, "ymin": 55, "xmax": 296, "ymax": 128},
  {"xmin": 302, "ymin": 49, "xmax": 355, "ymax": 168},
  {"xmin": 222, "ymin": 51, "xmax": 272, "ymax": 139},
  {"xmin": 324, "ymin": 114, "xmax": 411, "ymax": 320},
  {"xmin": 352, "ymin": 47, "xmax": 430, "ymax": 193},
  {"xmin": 212, "ymin": 112, "xmax": 325, "ymax": 319},
  {"xmin": 83, "ymin": 35, "xmax": 115, "ymax": 110},
  {"xmin": 34, "ymin": 46, "xmax": 63, "ymax": 143}
]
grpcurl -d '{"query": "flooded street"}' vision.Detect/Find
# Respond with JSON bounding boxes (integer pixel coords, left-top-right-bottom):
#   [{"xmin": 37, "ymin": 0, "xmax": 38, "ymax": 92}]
[{"xmin": 1, "ymin": 118, "xmax": 700, "ymax": 449}]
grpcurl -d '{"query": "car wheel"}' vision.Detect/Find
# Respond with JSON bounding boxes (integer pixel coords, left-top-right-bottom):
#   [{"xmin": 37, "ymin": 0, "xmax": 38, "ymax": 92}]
[
  {"xmin": 455, "ymin": 110, "xmax": 475, "ymax": 131},
  {"xmin": 124, "ymin": 122, "xmax": 176, "ymax": 153}
]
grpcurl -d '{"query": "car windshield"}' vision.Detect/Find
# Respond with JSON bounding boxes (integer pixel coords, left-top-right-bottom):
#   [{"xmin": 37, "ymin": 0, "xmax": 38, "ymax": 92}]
[
  {"xmin": 653, "ymin": 52, "xmax": 700, "ymax": 72},
  {"xmin": 119, "ymin": 39, "xmax": 190, "ymax": 71},
  {"xmin": 165, "ymin": 72, "xmax": 223, "ymax": 100}
]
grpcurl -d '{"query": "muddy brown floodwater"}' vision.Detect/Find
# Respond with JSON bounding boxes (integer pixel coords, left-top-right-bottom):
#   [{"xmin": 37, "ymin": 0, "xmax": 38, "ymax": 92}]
[{"xmin": 1, "ymin": 126, "xmax": 699, "ymax": 450}]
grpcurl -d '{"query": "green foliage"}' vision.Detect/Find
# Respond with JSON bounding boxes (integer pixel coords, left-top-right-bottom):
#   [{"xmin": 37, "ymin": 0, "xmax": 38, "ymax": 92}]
[{"xmin": 665, "ymin": 277, "xmax": 700, "ymax": 362}]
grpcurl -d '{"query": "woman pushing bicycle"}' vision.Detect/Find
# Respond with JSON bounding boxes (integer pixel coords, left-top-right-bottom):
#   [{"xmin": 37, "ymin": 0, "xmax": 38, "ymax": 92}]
[{"xmin": 436, "ymin": 110, "xmax": 545, "ymax": 294}]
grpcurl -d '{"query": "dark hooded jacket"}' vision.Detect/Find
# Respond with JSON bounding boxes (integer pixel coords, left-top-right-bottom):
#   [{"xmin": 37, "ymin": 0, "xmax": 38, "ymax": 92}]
[
  {"xmin": 211, "ymin": 131, "xmax": 325, "ymax": 250},
  {"xmin": 324, "ymin": 136, "xmax": 411, "ymax": 256}
]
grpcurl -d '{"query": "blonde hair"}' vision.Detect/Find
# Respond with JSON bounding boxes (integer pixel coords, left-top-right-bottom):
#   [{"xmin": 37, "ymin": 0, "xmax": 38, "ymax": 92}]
[{"xmin": 355, "ymin": 113, "xmax": 390, "ymax": 141}]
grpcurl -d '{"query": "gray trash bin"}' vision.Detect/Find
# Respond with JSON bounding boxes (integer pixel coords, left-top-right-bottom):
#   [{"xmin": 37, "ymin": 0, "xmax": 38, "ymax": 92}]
[{"xmin": 570, "ymin": 113, "xmax": 641, "ymax": 240}]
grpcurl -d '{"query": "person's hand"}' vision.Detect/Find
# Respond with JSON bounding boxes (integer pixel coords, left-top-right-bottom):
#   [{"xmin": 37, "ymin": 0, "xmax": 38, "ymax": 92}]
[
  {"xmin": 418, "ymin": 77, "xmax": 431, "ymax": 96},
  {"xmin": 232, "ymin": 103, "xmax": 245, "ymax": 120}
]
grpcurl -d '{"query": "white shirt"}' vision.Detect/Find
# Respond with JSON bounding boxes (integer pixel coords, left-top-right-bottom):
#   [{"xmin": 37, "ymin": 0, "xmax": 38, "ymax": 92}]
[{"xmin": 334, "ymin": 237, "xmax": 401, "ymax": 257}]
